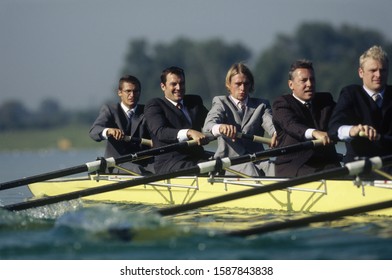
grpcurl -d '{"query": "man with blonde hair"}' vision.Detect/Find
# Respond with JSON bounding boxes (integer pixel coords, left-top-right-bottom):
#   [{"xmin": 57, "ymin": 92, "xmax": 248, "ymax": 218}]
[
  {"xmin": 203, "ymin": 62, "xmax": 277, "ymax": 177},
  {"xmin": 329, "ymin": 45, "xmax": 392, "ymax": 172}
]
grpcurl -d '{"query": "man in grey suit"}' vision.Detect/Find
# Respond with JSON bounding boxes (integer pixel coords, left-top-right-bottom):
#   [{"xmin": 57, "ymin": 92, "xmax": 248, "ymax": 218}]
[
  {"xmin": 89, "ymin": 75, "xmax": 153, "ymax": 175},
  {"xmin": 203, "ymin": 63, "xmax": 277, "ymax": 177}
]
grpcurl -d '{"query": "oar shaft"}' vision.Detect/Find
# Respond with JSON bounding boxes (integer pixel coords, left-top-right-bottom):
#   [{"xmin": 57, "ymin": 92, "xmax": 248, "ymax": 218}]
[
  {"xmin": 115, "ymin": 140, "xmax": 198, "ymax": 165},
  {"xmin": 0, "ymin": 165, "xmax": 89, "ymax": 191},
  {"xmin": 0, "ymin": 139, "xmax": 201, "ymax": 191},
  {"xmin": 227, "ymin": 199, "xmax": 392, "ymax": 237}
]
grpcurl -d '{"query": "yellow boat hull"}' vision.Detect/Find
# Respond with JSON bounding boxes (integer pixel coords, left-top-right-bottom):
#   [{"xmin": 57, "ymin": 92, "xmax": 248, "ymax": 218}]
[{"xmin": 27, "ymin": 175, "xmax": 392, "ymax": 216}]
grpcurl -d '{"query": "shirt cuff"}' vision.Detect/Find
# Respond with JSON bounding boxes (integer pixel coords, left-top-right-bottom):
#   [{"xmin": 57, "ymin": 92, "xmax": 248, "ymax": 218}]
[
  {"xmin": 338, "ymin": 125, "xmax": 353, "ymax": 141},
  {"xmin": 101, "ymin": 128, "xmax": 109, "ymax": 140},
  {"xmin": 177, "ymin": 129, "xmax": 189, "ymax": 142},
  {"xmin": 211, "ymin": 124, "xmax": 222, "ymax": 137},
  {"xmin": 305, "ymin": 128, "xmax": 315, "ymax": 140}
]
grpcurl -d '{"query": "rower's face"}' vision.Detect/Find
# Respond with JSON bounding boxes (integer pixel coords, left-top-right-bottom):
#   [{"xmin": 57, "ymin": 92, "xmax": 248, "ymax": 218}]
[
  {"xmin": 227, "ymin": 73, "xmax": 251, "ymax": 101},
  {"xmin": 118, "ymin": 82, "xmax": 140, "ymax": 109},
  {"xmin": 288, "ymin": 68, "xmax": 315, "ymax": 102},
  {"xmin": 359, "ymin": 58, "xmax": 388, "ymax": 92},
  {"xmin": 161, "ymin": 73, "xmax": 186, "ymax": 102}
]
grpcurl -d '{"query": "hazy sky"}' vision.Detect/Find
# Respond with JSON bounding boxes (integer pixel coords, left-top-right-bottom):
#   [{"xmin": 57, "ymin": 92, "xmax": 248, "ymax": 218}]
[{"xmin": 1, "ymin": 0, "xmax": 391, "ymax": 110}]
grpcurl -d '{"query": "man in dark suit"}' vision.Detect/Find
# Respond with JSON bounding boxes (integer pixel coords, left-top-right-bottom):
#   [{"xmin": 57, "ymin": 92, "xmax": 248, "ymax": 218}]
[
  {"xmin": 89, "ymin": 75, "xmax": 153, "ymax": 174},
  {"xmin": 329, "ymin": 45, "xmax": 392, "ymax": 171},
  {"xmin": 144, "ymin": 66, "xmax": 210, "ymax": 174},
  {"xmin": 272, "ymin": 59, "xmax": 341, "ymax": 177}
]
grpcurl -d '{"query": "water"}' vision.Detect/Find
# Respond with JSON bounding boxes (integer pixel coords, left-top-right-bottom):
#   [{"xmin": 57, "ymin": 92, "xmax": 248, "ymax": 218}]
[{"xmin": 1, "ymin": 148, "xmax": 392, "ymax": 260}]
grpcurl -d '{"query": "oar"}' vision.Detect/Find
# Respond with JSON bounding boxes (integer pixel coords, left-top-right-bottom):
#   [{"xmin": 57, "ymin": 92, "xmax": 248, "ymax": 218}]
[
  {"xmin": 3, "ymin": 139, "xmax": 323, "ymax": 211},
  {"xmin": 0, "ymin": 139, "xmax": 201, "ymax": 191},
  {"xmin": 358, "ymin": 131, "xmax": 392, "ymax": 142},
  {"xmin": 227, "ymin": 199, "xmax": 392, "ymax": 237},
  {"xmin": 236, "ymin": 132, "xmax": 272, "ymax": 145},
  {"xmin": 124, "ymin": 136, "xmax": 153, "ymax": 147},
  {"xmin": 158, "ymin": 155, "xmax": 392, "ymax": 217}
]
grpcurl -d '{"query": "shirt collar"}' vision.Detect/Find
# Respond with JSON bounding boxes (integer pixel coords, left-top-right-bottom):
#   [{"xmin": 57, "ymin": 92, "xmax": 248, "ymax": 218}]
[
  {"xmin": 292, "ymin": 93, "xmax": 309, "ymax": 105},
  {"xmin": 165, "ymin": 97, "xmax": 183, "ymax": 108},
  {"xmin": 121, "ymin": 102, "xmax": 137, "ymax": 114},
  {"xmin": 229, "ymin": 95, "xmax": 248, "ymax": 107},
  {"xmin": 363, "ymin": 85, "xmax": 385, "ymax": 99}
]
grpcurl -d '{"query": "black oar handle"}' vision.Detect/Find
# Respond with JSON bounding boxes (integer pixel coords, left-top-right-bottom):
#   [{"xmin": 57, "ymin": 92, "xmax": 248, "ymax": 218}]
[
  {"xmin": 236, "ymin": 132, "xmax": 272, "ymax": 145},
  {"xmin": 123, "ymin": 136, "xmax": 153, "ymax": 147}
]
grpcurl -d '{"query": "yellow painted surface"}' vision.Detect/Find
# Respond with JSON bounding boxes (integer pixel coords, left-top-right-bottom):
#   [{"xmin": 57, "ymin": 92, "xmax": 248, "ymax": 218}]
[{"xmin": 28, "ymin": 176, "xmax": 392, "ymax": 216}]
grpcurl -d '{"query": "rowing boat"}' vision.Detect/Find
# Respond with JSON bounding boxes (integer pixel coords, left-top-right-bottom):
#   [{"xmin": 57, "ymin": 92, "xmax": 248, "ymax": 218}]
[{"xmin": 27, "ymin": 174, "xmax": 392, "ymax": 216}]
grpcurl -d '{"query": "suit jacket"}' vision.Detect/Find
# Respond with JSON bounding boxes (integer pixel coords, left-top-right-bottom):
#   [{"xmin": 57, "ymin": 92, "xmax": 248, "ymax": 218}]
[
  {"xmin": 272, "ymin": 92, "xmax": 340, "ymax": 177},
  {"xmin": 203, "ymin": 95, "xmax": 275, "ymax": 176},
  {"xmin": 144, "ymin": 95, "xmax": 209, "ymax": 174},
  {"xmin": 328, "ymin": 84, "xmax": 392, "ymax": 163},
  {"xmin": 89, "ymin": 103, "xmax": 151, "ymax": 159}
]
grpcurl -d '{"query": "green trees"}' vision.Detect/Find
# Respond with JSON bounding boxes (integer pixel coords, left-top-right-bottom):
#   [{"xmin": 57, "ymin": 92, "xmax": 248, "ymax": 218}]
[
  {"xmin": 1, "ymin": 22, "xmax": 391, "ymax": 132},
  {"xmin": 253, "ymin": 22, "xmax": 392, "ymax": 102}
]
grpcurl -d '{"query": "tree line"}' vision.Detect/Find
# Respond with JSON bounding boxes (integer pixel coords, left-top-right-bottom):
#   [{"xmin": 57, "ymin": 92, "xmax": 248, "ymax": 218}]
[{"xmin": 1, "ymin": 21, "xmax": 391, "ymax": 132}]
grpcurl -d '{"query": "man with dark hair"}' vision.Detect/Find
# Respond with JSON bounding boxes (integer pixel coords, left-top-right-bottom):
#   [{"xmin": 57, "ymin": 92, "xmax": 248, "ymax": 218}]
[
  {"xmin": 89, "ymin": 75, "xmax": 153, "ymax": 174},
  {"xmin": 272, "ymin": 60, "xmax": 341, "ymax": 177},
  {"xmin": 144, "ymin": 66, "xmax": 210, "ymax": 174}
]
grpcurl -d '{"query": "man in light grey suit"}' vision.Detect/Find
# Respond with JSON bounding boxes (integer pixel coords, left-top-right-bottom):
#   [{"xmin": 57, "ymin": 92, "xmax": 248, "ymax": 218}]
[{"xmin": 203, "ymin": 63, "xmax": 277, "ymax": 177}]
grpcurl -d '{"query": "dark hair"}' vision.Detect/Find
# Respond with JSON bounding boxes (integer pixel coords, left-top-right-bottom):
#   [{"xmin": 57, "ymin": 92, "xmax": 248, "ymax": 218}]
[
  {"xmin": 288, "ymin": 59, "xmax": 314, "ymax": 80},
  {"xmin": 160, "ymin": 66, "xmax": 185, "ymax": 84},
  {"xmin": 118, "ymin": 75, "xmax": 141, "ymax": 91}
]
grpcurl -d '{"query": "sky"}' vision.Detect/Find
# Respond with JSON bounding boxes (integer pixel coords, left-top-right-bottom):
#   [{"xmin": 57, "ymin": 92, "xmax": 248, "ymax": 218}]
[{"xmin": 1, "ymin": 0, "xmax": 392, "ymax": 110}]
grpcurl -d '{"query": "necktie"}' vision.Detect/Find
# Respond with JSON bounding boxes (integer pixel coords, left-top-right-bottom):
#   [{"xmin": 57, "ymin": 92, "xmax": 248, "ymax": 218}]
[
  {"xmin": 238, "ymin": 102, "xmax": 246, "ymax": 118},
  {"xmin": 176, "ymin": 103, "xmax": 192, "ymax": 124},
  {"xmin": 304, "ymin": 102, "xmax": 311, "ymax": 109},
  {"xmin": 372, "ymin": 93, "xmax": 382, "ymax": 108},
  {"xmin": 126, "ymin": 110, "xmax": 133, "ymax": 133}
]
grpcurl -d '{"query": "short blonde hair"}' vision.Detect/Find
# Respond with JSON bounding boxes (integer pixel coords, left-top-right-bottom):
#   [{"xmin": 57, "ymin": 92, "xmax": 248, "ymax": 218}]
[
  {"xmin": 359, "ymin": 45, "xmax": 389, "ymax": 69},
  {"xmin": 225, "ymin": 62, "xmax": 255, "ymax": 93}
]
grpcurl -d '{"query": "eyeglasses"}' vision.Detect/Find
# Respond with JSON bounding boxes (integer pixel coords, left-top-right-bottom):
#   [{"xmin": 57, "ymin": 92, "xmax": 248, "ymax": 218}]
[{"xmin": 121, "ymin": 89, "xmax": 140, "ymax": 95}]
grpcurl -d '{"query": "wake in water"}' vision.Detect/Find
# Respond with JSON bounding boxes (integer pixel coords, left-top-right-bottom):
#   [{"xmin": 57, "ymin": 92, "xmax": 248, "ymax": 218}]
[{"xmin": 1, "ymin": 201, "xmax": 392, "ymax": 259}]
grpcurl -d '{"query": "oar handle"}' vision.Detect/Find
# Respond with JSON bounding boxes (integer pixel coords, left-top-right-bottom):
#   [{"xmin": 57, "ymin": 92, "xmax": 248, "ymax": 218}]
[
  {"xmin": 358, "ymin": 131, "xmax": 392, "ymax": 142},
  {"xmin": 124, "ymin": 136, "xmax": 153, "ymax": 147},
  {"xmin": 358, "ymin": 131, "xmax": 381, "ymax": 140},
  {"xmin": 236, "ymin": 132, "xmax": 272, "ymax": 145}
]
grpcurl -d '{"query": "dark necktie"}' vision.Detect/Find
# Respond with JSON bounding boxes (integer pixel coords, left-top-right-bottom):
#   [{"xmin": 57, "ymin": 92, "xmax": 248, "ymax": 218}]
[
  {"xmin": 176, "ymin": 103, "xmax": 192, "ymax": 124},
  {"xmin": 372, "ymin": 93, "xmax": 382, "ymax": 108},
  {"xmin": 126, "ymin": 110, "xmax": 133, "ymax": 134}
]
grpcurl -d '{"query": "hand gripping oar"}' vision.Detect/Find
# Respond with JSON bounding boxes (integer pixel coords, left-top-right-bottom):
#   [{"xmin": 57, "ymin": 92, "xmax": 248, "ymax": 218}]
[
  {"xmin": 236, "ymin": 132, "xmax": 272, "ymax": 145},
  {"xmin": 227, "ymin": 198, "xmax": 392, "ymax": 237},
  {"xmin": 158, "ymin": 154, "xmax": 392, "ymax": 217},
  {"xmin": 3, "ymin": 139, "xmax": 323, "ymax": 211},
  {"xmin": 0, "ymin": 139, "xmax": 200, "ymax": 191}
]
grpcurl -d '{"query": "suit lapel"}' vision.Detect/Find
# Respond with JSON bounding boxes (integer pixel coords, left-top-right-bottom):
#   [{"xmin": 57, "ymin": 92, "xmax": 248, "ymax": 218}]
[
  {"xmin": 241, "ymin": 98, "xmax": 256, "ymax": 127},
  {"xmin": 224, "ymin": 96, "xmax": 243, "ymax": 124}
]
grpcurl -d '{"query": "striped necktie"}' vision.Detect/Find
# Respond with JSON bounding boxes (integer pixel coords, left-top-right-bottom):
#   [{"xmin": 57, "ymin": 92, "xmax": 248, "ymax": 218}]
[{"xmin": 372, "ymin": 93, "xmax": 382, "ymax": 107}]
